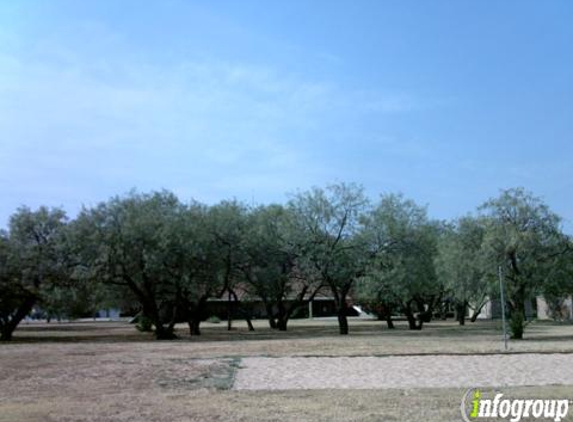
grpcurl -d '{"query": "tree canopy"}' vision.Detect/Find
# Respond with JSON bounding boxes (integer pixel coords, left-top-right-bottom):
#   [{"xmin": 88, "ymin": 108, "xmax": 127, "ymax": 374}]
[{"xmin": 1, "ymin": 185, "xmax": 571, "ymax": 341}]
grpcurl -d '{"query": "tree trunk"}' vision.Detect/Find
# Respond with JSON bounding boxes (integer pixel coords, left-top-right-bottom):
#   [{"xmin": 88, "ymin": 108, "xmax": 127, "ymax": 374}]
[
  {"xmin": 0, "ymin": 325, "xmax": 13, "ymax": 341},
  {"xmin": 245, "ymin": 317, "xmax": 255, "ymax": 331},
  {"xmin": 404, "ymin": 302, "xmax": 423, "ymax": 330},
  {"xmin": 456, "ymin": 301, "xmax": 467, "ymax": 326},
  {"xmin": 186, "ymin": 296, "xmax": 209, "ymax": 337},
  {"xmin": 277, "ymin": 317, "xmax": 288, "ymax": 331},
  {"xmin": 437, "ymin": 300, "xmax": 447, "ymax": 320},
  {"xmin": 337, "ymin": 312, "xmax": 349, "ymax": 335},
  {"xmin": 416, "ymin": 296, "xmax": 435, "ymax": 323},
  {"xmin": 385, "ymin": 313, "xmax": 395, "ymax": 329},
  {"xmin": 144, "ymin": 303, "xmax": 175, "ymax": 340},
  {"xmin": 470, "ymin": 304, "xmax": 484, "ymax": 322},
  {"xmin": 509, "ymin": 300, "xmax": 526, "ymax": 340},
  {"xmin": 405, "ymin": 310, "xmax": 418, "ymax": 330},
  {"xmin": 154, "ymin": 324, "xmax": 176, "ymax": 339},
  {"xmin": 227, "ymin": 290, "xmax": 233, "ymax": 331},
  {"xmin": 0, "ymin": 296, "xmax": 36, "ymax": 342},
  {"xmin": 509, "ymin": 285, "xmax": 526, "ymax": 340},
  {"xmin": 337, "ymin": 297, "xmax": 349, "ymax": 335},
  {"xmin": 276, "ymin": 301, "xmax": 289, "ymax": 331},
  {"xmin": 510, "ymin": 314, "xmax": 524, "ymax": 339},
  {"xmin": 188, "ymin": 319, "xmax": 201, "ymax": 336},
  {"xmin": 265, "ymin": 303, "xmax": 277, "ymax": 329},
  {"xmin": 331, "ymin": 281, "xmax": 352, "ymax": 335},
  {"xmin": 153, "ymin": 298, "xmax": 177, "ymax": 339}
]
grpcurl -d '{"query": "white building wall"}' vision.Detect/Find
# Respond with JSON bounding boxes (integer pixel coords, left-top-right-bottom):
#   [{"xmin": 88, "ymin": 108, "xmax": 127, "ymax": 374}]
[{"xmin": 537, "ymin": 296, "xmax": 573, "ymax": 321}]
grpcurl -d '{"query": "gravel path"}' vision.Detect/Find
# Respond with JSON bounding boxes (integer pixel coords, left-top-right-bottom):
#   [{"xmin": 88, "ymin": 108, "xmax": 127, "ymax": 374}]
[{"xmin": 233, "ymin": 354, "xmax": 573, "ymax": 390}]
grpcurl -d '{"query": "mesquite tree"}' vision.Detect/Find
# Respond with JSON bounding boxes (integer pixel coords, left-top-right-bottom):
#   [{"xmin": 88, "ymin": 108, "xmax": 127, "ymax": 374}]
[
  {"xmin": 435, "ymin": 216, "xmax": 490, "ymax": 325},
  {"xmin": 206, "ymin": 201, "xmax": 250, "ymax": 331},
  {"xmin": 541, "ymin": 236, "xmax": 573, "ymax": 320},
  {"xmin": 0, "ymin": 207, "xmax": 69, "ymax": 341},
  {"xmin": 479, "ymin": 188, "xmax": 566, "ymax": 339},
  {"xmin": 357, "ymin": 194, "xmax": 440, "ymax": 330},
  {"xmin": 288, "ymin": 183, "xmax": 369, "ymax": 335},
  {"xmin": 172, "ymin": 201, "xmax": 232, "ymax": 335},
  {"xmin": 242, "ymin": 204, "xmax": 323, "ymax": 331},
  {"xmin": 73, "ymin": 191, "xmax": 186, "ymax": 339}
]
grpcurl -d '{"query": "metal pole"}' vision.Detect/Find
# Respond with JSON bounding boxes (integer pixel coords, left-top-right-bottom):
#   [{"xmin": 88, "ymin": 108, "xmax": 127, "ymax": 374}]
[{"xmin": 498, "ymin": 266, "xmax": 508, "ymax": 351}]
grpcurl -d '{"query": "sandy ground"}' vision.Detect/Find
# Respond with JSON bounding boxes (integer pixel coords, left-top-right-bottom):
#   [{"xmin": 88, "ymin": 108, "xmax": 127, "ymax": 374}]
[{"xmin": 234, "ymin": 354, "xmax": 573, "ymax": 390}]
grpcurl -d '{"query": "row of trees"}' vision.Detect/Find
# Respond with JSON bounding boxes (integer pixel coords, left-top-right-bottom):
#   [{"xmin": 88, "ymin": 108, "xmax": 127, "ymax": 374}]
[{"xmin": 1, "ymin": 185, "xmax": 571, "ymax": 341}]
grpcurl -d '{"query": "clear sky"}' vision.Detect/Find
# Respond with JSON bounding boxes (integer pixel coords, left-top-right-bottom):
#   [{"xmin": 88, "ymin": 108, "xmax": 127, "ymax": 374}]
[{"xmin": 1, "ymin": 1, "xmax": 572, "ymax": 232}]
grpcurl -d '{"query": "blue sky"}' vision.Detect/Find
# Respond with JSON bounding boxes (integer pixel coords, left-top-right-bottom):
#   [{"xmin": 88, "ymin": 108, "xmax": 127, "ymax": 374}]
[{"xmin": 1, "ymin": 1, "xmax": 572, "ymax": 232}]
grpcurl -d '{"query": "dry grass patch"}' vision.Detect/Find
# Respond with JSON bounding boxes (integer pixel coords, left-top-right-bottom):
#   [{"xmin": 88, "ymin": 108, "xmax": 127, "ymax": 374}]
[
  {"xmin": 2, "ymin": 319, "xmax": 573, "ymax": 421},
  {"xmin": 11, "ymin": 318, "xmax": 573, "ymax": 357},
  {"xmin": 2, "ymin": 386, "xmax": 573, "ymax": 422}
]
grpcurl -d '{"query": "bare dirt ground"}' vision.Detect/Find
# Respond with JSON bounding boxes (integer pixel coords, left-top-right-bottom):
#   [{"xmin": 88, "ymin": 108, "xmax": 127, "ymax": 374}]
[{"xmin": 1, "ymin": 318, "xmax": 573, "ymax": 421}]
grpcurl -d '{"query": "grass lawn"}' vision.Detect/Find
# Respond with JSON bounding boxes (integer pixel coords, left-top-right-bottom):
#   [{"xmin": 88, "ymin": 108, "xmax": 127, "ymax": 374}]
[{"xmin": 1, "ymin": 318, "xmax": 573, "ymax": 421}]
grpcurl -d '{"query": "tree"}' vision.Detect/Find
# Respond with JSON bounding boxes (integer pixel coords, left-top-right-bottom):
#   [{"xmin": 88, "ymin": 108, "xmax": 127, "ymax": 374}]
[
  {"xmin": 435, "ymin": 216, "xmax": 490, "ymax": 325},
  {"xmin": 357, "ymin": 194, "xmax": 440, "ymax": 330},
  {"xmin": 479, "ymin": 188, "xmax": 566, "ymax": 339},
  {"xmin": 166, "ymin": 201, "xmax": 229, "ymax": 336},
  {"xmin": 241, "ymin": 204, "xmax": 322, "ymax": 331},
  {"xmin": 538, "ymin": 236, "xmax": 573, "ymax": 321},
  {"xmin": 206, "ymin": 201, "xmax": 250, "ymax": 331},
  {"xmin": 288, "ymin": 183, "xmax": 369, "ymax": 335},
  {"xmin": 74, "ymin": 191, "xmax": 186, "ymax": 339},
  {"xmin": 0, "ymin": 207, "xmax": 69, "ymax": 341}
]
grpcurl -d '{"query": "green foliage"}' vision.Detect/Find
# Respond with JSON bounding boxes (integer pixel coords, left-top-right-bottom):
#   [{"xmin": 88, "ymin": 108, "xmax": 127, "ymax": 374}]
[
  {"xmin": 435, "ymin": 216, "xmax": 490, "ymax": 323},
  {"xmin": 205, "ymin": 200, "xmax": 249, "ymax": 297},
  {"xmin": 479, "ymin": 188, "xmax": 566, "ymax": 338},
  {"xmin": 136, "ymin": 316, "xmax": 154, "ymax": 332},
  {"xmin": 288, "ymin": 183, "xmax": 370, "ymax": 334},
  {"xmin": 2, "ymin": 185, "xmax": 571, "ymax": 342},
  {"xmin": 539, "ymin": 236, "xmax": 573, "ymax": 320},
  {"xmin": 0, "ymin": 207, "xmax": 70, "ymax": 340},
  {"xmin": 241, "ymin": 204, "xmax": 303, "ymax": 329},
  {"xmin": 74, "ymin": 190, "xmax": 188, "ymax": 339},
  {"xmin": 72, "ymin": 191, "xmax": 249, "ymax": 338},
  {"xmin": 357, "ymin": 194, "xmax": 441, "ymax": 328}
]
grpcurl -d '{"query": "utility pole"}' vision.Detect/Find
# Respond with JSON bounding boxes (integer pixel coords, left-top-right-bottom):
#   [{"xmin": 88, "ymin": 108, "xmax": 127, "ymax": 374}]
[{"xmin": 498, "ymin": 266, "xmax": 508, "ymax": 351}]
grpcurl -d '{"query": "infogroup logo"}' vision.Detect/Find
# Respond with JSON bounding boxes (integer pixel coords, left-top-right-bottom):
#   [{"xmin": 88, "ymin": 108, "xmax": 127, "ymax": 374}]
[{"xmin": 461, "ymin": 389, "xmax": 570, "ymax": 422}]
